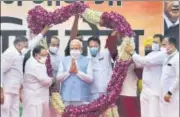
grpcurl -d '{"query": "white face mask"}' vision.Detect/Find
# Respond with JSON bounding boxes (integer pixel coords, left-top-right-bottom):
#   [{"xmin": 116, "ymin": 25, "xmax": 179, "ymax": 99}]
[
  {"xmin": 39, "ymin": 57, "xmax": 47, "ymax": 64},
  {"xmin": 70, "ymin": 50, "xmax": 81, "ymax": 59},
  {"xmin": 160, "ymin": 47, "xmax": 167, "ymax": 53},
  {"xmin": 152, "ymin": 43, "xmax": 160, "ymax": 51},
  {"xmin": 49, "ymin": 47, "xmax": 58, "ymax": 54},
  {"xmin": 21, "ymin": 48, "xmax": 28, "ymax": 55}
]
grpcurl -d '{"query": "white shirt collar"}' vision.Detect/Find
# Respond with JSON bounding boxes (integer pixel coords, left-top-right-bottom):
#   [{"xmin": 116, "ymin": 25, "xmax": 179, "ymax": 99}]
[
  {"xmin": 164, "ymin": 14, "xmax": 179, "ymax": 28},
  {"xmin": 11, "ymin": 45, "xmax": 21, "ymax": 55},
  {"xmin": 168, "ymin": 50, "xmax": 178, "ymax": 57}
]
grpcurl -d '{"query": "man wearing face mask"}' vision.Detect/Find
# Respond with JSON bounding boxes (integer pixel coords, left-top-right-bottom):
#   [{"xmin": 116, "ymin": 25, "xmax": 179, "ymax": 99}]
[
  {"xmin": 46, "ymin": 36, "xmax": 62, "ymax": 117},
  {"xmin": 160, "ymin": 36, "xmax": 179, "ymax": 117},
  {"xmin": 56, "ymin": 39, "xmax": 93, "ymax": 106},
  {"xmin": 130, "ymin": 34, "xmax": 168, "ymax": 117},
  {"xmin": 87, "ymin": 34, "xmax": 115, "ymax": 101},
  {"xmin": 22, "ymin": 45, "xmax": 55, "ymax": 117},
  {"xmin": 1, "ymin": 36, "xmax": 28, "ymax": 117},
  {"xmin": 1, "ymin": 25, "xmax": 51, "ymax": 117}
]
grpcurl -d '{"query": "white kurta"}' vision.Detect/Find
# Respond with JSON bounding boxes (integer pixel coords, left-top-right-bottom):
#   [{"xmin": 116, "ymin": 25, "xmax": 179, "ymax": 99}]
[
  {"xmin": 1, "ymin": 33, "xmax": 43, "ymax": 117},
  {"xmin": 132, "ymin": 51, "xmax": 167, "ymax": 117},
  {"xmin": 160, "ymin": 51, "xmax": 179, "ymax": 117},
  {"xmin": 120, "ymin": 63, "xmax": 138, "ymax": 97},
  {"xmin": 89, "ymin": 49, "xmax": 113, "ymax": 100},
  {"xmin": 1, "ymin": 46, "xmax": 23, "ymax": 117},
  {"xmin": 22, "ymin": 57, "xmax": 53, "ymax": 117}
]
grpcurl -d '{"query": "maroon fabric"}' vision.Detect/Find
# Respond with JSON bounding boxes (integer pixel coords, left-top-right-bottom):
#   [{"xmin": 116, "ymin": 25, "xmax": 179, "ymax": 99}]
[
  {"xmin": 45, "ymin": 54, "xmax": 59, "ymax": 94},
  {"xmin": 134, "ymin": 68, "xmax": 143, "ymax": 79},
  {"xmin": 45, "ymin": 54, "xmax": 53, "ymax": 77},
  {"xmin": 116, "ymin": 95, "xmax": 141, "ymax": 117},
  {"xmin": 105, "ymin": 35, "xmax": 118, "ymax": 61}
]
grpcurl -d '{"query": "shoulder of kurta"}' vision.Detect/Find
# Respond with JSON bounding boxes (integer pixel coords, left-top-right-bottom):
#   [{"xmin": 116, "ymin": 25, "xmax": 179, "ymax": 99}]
[
  {"xmin": 81, "ymin": 55, "xmax": 90, "ymax": 62},
  {"xmin": 25, "ymin": 57, "xmax": 41, "ymax": 70},
  {"xmin": 101, "ymin": 48, "xmax": 110, "ymax": 57},
  {"xmin": 61, "ymin": 56, "xmax": 71, "ymax": 62},
  {"xmin": 2, "ymin": 50, "xmax": 19, "ymax": 61},
  {"xmin": 172, "ymin": 54, "xmax": 179, "ymax": 63}
]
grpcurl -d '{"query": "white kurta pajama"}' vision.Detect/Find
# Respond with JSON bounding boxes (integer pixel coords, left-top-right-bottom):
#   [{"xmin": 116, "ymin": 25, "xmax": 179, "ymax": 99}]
[
  {"xmin": 1, "ymin": 34, "xmax": 43, "ymax": 117},
  {"xmin": 132, "ymin": 51, "xmax": 167, "ymax": 117},
  {"xmin": 89, "ymin": 49, "xmax": 113, "ymax": 101},
  {"xmin": 22, "ymin": 57, "xmax": 53, "ymax": 117},
  {"xmin": 1, "ymin": 46, "xmax": 24, "ymax": 117},
  {"xmin": 160, "ymin": 51, "xmax": 179, "ymax": 117}
]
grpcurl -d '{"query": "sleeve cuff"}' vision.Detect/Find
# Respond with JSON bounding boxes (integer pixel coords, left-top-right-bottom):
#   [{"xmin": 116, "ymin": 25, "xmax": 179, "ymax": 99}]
[{"xmin": 76, "ymin": 71, "xmax": 85, "ymax": 77}]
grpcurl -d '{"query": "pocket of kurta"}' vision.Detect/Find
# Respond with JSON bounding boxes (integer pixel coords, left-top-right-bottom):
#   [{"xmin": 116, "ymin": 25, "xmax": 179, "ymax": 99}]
[{"xmin": 50, "ymin": 92, "xmax": 65, "ymax": 116}]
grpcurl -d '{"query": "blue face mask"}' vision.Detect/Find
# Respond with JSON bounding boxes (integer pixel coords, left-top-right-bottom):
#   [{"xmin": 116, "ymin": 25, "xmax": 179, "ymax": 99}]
[{"xmin": 90, "ymin": 47, "xmax": 99, "ymax": 57}]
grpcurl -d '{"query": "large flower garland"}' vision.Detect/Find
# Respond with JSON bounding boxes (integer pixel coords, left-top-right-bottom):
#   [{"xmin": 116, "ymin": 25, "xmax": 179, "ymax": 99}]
[
  {"xmin": 27, "ymin": 1, "xmax": 88, "ymax": 34},
  {"xmin": 28, "ymin": 1, "xmax": 135, "ymax": 117}
]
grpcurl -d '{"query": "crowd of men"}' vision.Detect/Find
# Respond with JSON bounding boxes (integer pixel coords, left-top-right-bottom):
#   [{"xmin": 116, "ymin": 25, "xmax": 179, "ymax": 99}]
[{"xmin": 0, "ymin": 15, "xmax": 179, "ymax": 117}]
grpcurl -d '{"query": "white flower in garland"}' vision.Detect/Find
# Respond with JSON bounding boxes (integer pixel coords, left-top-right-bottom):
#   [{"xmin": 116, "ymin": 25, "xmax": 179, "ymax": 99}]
[{"xmin": 118, "ymin": 37, "xmax": 135, "ymax": 61}]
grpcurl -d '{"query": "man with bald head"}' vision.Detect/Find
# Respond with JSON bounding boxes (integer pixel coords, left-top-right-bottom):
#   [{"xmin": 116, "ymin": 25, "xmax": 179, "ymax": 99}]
[{"xmin": 56, "ymin": 39, "xmax": 93, "ymax": 106}]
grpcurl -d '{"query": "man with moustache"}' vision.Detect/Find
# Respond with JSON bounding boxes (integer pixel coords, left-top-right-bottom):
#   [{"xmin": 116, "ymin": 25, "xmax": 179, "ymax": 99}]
[{"xmin": 56, "ymin": 39, "xmax": 93, "ymax": 106}]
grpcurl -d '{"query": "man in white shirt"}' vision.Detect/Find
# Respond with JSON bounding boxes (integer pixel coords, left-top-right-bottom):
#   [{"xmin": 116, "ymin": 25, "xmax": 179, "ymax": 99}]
[
  {"xmin": 160, "ymin": 36, "xmax": 179, "ymax": 117},
  {"xmin": 22, "ymin": 45, "xmax": 55, "ymax": 117},
  {"xmin": 87, "ymin": 36, "xmax": 114, "ymax": 101},
  {"xmin": 131, "ymin": 34, "xmax": 168, "ymax": 117},
  {"xmin": 56, "ymin": 39, "xmax": 93, "ymax": 106},
  {"xmin": 1, "ymin": 25, "xmax": 51, "ymax": 117},
  {"xmin": 1, "ymin": 36, "xmax": 28, "ymax": 117}
]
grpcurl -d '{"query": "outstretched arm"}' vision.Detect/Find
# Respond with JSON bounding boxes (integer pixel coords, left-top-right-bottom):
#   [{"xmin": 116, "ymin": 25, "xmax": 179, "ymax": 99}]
[
  {"xmin": 132, "ymin": 52, "xmax": 166, "ymax": 67},
  {"xmin": 65, "ymin": 15, "xmax": 79, "ymax": 56},
  {"xmin": 105, "ymin": 30, "xmax": 119, "ymax": 61},
  {"xmin": 28, "ymin": 25, "xmax": 52, "ymax": 51}
]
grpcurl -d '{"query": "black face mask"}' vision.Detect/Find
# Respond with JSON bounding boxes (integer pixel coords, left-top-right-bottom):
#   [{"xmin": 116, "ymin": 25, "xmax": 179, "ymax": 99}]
[{"xmin": 145, "ymin": 49, "xmax": 152, "ymax": 55}]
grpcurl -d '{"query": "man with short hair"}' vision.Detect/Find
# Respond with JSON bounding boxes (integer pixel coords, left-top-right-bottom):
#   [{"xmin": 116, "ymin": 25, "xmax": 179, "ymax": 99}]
[
  {"xmin": 46, "ymin": 35, "xmax": 61, "ymax": 117},
  {"xmin": 1, "ymin": 36, "xmax": 28, "ymax": 117},
  {"xmin": 22, "ymin": 45, "xmax": 55, "ymax": 117},
  {"xmin": 1, "ymin": 25, "xmax": 51, "ymax": 117},
  {"xmin": 160, "ymin": 36, "xmax": 179, "ymax": 117},
  {"xmin": 57, "ymin": 39, "xmax": 93, "ymax": 106},
  {"xmin": 87, "ymin": 34, "xmax": 115, "ymax": 101},
  {"xmin": 130, "ymin": 34, "xmax": 168, "ymax": 117}
]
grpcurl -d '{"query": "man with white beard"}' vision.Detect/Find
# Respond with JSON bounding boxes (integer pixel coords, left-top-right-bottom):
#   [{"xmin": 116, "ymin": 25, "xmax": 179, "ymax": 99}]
[
  {"xmin": 1, "ymin": 25, "xmax": 50, "ymax": 117},
  {"xmin": 57, "ymin": 39, "xmax": 93, "ymax": 106},
  {"xmin": 22, "ymin": 45, "xmax": 55, "ymax": 117},
  {"xmin": 160, "ymin": 36, "xmax": 179, "ymax": 117},
  {"xmin": 131, "ymin": 34, "xmax": 168, "ymax": 117}
]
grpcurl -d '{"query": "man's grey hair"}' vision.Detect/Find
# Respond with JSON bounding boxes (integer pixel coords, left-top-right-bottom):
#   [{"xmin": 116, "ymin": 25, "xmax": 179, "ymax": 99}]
[
  {"xmin": 70, "ymin": 39, "xmax": 83, "ymax": 48},
  {"xmin": 13, "ymin": 36, "xmax": 28, "ymax": 45}
]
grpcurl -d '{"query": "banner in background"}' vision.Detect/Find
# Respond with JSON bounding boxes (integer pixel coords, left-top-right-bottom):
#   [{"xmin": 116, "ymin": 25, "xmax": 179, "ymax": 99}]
[
  {"xmin": 163, "ymin": 1, "xmax": 179, "ymax": 50},
  {"xmin": 1, "ymin": 1, "xmax": 163, "ymax": 54}
]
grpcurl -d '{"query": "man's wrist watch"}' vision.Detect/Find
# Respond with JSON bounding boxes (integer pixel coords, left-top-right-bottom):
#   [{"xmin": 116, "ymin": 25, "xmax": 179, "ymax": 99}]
[{"xmin": 167, "ymin": 91, "xmax": 172, "ymax": 95}]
